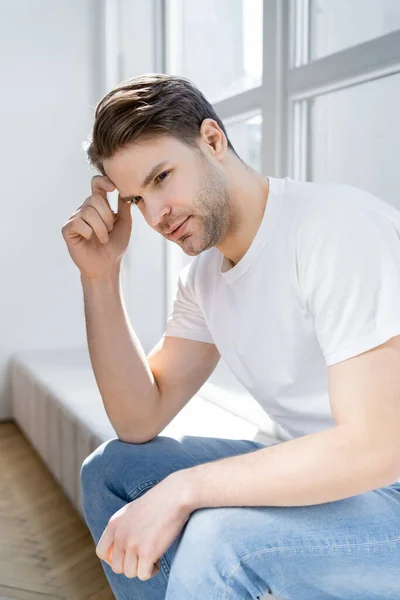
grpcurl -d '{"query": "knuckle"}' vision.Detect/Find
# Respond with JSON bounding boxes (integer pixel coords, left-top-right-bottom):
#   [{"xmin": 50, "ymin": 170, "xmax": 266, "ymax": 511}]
[
  {"xmin": 80, "ymin": 196, "xmax": 91, "ymax": 207},
  {"xmin": 75, "ymin": 197, "xmax": 91, "ymax": 213},
  {"xmin": 113, "ymin": 531, "xmax": 124, "ymax": 544},
  {"xmin": 91, "ymin": 174, "xmax": 112, "ymax": 194},
  {"xmin": 138, "ymin": 545, "xmax": 153, "ymax": 560},
  {"xmin": 126, "ymin": 539, "xmax": 138, "ymax": 552},
  {"xmin": 76, "ymin": 203, "xmax": 110, "ymax": 241},
  {"xmin": 82, "ymin": 204, "xmax": 96, "ymax": 216},
  {"xmin": 91, "ymin": 175, "xmax": 103, "ymax": 187},
  {"xmin": 86, "ymin": 192, "xmax": 114, "ymax": 219}
]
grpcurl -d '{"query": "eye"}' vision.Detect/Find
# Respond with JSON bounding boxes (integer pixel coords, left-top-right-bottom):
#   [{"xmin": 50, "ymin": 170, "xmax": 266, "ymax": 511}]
[{"xmin": 155, "ymin": 170, "xmax": 171, "ymax": 185}]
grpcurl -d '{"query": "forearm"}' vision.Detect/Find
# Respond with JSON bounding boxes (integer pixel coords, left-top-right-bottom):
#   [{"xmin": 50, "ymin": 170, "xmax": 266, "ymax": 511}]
[
  {"xmin": 181, "ymin": 425, "xmax": 398, "ymax": 510},
  {"xmin": 81, "ymin": 268, "xmax": 161, "ymax": 441}
]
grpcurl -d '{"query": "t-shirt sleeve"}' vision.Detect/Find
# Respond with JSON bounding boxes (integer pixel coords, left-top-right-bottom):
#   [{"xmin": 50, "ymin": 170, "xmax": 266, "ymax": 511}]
[
  {"xmin": 297, "ymin": 208, "xmax": 400, "ymax": 367},
  {"xmin": 163, "ymin": 261, "xmax": 215, "ymax": 344}
]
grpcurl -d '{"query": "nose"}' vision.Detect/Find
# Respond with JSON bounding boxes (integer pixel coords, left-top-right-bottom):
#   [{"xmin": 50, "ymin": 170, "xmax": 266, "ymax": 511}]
[{"xmin": 145, "ymin": 198, "xmax": 171, "ymax": 230}]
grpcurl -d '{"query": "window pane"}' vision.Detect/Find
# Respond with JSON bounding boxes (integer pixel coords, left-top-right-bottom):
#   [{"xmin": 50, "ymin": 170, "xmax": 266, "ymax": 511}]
[
  {"xmin": 225, "ymin": 113, "xmax": 262, "ymax": 173},
  {"xmin": 166, "ymin": 0, "xmax": 262, "ymax": 103},
  {"xmin": 310, "ymin": 0, "xmax": 400, "ymax": 61},
  {"xmin": 310, "ymin": 74, "xmax": 400, "ymax": 209}
]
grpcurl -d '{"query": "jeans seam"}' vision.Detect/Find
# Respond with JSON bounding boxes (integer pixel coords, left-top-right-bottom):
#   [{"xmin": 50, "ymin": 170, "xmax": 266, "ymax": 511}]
[
  {"xmin": 235, "ymin": 535, "xmax": 400, "ymax": 556},
  {"xmin": 221, "ymin": 536, "xmax": 400, "ymax": 600},
  {"xmin": 127, "ymin": 478, "xmax": 163, "ymax": 501},
  {"xmin": 221, "ymin": 556, "xmax": 273, "ymax": 600}
]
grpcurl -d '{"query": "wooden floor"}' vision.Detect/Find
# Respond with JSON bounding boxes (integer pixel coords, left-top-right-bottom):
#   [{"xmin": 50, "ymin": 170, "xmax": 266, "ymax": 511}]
[{"xmin": 0, "ymin": 422, "xmax": 114, "ymax": 600}]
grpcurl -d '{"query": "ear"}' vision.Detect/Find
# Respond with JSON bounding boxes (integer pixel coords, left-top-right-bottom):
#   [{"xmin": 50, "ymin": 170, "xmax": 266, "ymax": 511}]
[{"xmin": 199, "ymin": 118, "xmax": 227, "ymax": 159}]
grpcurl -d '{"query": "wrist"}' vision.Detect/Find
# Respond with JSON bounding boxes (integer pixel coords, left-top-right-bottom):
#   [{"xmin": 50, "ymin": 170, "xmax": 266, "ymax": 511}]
[
  {"xmin": 171, "ymin": 468, "xmax": 201, "ymax": 513},
  {"xmin": 80, "ymin": 267, "xmax": 121, "ymax": 287}
]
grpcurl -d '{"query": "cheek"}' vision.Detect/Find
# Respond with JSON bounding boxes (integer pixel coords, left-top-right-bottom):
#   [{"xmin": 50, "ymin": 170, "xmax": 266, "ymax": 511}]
[{"xmin": 166, "ymin": 187, "xmax": 191, "ymax": 211}]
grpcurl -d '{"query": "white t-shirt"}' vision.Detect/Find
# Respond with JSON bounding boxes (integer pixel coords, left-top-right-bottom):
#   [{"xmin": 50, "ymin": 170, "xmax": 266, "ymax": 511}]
[{"xmin": 164, "ymin": 176, "xmax": 400, "ymax": 443}]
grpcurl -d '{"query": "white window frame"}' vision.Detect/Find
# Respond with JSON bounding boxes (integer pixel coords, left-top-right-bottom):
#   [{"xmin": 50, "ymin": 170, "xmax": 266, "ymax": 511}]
[
  {"xmin": 108, "ymin": 0, "xmax": 400, "ymax": 428},
  {"xmin": 288, "ymin": 0, "xmax": 400, "ymax": 181}
]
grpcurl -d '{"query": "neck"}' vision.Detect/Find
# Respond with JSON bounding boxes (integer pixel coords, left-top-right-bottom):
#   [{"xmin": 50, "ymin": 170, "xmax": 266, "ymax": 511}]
[{"xmin": 215, "ymin": 163, "xmax": 270, "ymax": 266}]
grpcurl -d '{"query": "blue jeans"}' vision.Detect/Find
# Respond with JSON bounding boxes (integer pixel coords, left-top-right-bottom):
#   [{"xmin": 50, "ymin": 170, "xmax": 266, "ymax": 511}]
[{"xmin": 80, "ymin": 434, "xmax": 400, "ymax": 599}]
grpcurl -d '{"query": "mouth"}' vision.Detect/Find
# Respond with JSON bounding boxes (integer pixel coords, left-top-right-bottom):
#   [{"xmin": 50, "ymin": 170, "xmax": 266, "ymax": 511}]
[{"xmin": 167, "ymin": 217, "xmax": 190, "ymax": 240}]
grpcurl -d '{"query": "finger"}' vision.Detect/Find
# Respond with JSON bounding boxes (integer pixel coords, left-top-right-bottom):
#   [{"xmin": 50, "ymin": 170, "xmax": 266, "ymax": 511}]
[
  {"xmin": 117, "ymin": 192, "xmax": 133, "ymax": 222},
  {"xmin": 78, "ymin": 205, "xmax": 110, "ymax": 245},
  {"xmin": 87, "ymin": 193, "xmax": 115, "ymax": 232},
  {"xmin": 137, "ymin": 555, "xmax": 159, "ymax": 582},
  {"xmin": 104, "ymin": 542, "xmax": 113, "ymax": 566},
  {"xmin": 123, "ymin": 547, "xmax": 139, "ymax": 579},
  {"xmin": 96, "ymin": 526, "xmax": 114, "ymax": 563},
  {"xmin": 62, "ymin": 217, "xmax": 93, "ymax": 242},
  {"xmin": 110, "ymin": 542, "xmax": 125, "ymax": 574},
  {"xmin": 91, "ymin": 174, "xmax": 116, "ymax": 200}
]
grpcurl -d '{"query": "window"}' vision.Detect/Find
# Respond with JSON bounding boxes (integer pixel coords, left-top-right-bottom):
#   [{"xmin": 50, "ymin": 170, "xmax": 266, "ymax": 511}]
[
  {"xmin": 310, "ymin": 0, "xmax": 400, "ymax": 61},
  {"xmin": 289, "ymin": 0, "xmax": 400, "ymax": 208},
  {"xmin": 225, "ymin": 112, "xmax": 263, "ymax": 174},
  {"xmin": 113, "ymin": 0, "xmax": 400, "ymax": 427},
  {"xmin": 166, "ymin": 0, "xmax": 263, "ymax": 103},
  {"xmin": 311, "ymin": 73, "xmax": 400, "ymax": 206}
]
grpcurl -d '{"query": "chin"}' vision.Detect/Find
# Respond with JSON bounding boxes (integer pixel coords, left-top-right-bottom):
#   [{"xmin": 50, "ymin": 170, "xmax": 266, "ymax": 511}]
[
  {"xmin": 181, "ymin": 245, "xmax": 200, "ymax": 256},
  {"xmin": 184, "ymin": 239, "xmax": 212, "ymax": 256},
  {"xmin": 179, "ymin": 237, "xmax": 200, "ymax": 255}
]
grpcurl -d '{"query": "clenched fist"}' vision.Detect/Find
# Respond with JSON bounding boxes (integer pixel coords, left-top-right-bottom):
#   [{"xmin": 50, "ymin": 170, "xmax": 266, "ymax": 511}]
[{"xmin": 61, "ymin": 175, "xmax": 133, "ymax": 280}]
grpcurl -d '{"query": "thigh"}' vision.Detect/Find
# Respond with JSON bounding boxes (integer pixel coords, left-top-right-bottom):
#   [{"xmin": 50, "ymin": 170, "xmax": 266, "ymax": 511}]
[
  {"xmin": 81, "ymin": 434, "xmax": 272, "ymax": 582},
  {"xmin": 165, "ymin": 483, "xmax": 400, "ymax": 600},
  {"xmin": 85, "ymin": 434, "xmax": 270, "ymax": 501}
]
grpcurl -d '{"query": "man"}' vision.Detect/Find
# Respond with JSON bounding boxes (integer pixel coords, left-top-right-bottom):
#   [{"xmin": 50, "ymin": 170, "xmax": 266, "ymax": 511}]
[{"xmin": 62, "ymin": 73, "xmax": 400, "ymax": 599}]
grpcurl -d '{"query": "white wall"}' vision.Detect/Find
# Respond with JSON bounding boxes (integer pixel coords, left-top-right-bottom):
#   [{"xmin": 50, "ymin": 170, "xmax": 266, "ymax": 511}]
[
  {"xmin": 0, "ymin": 0, "xmax": 98, "ymax": 418},
  {"xmin": 0, "ymin": 0, "xmax": 166, "ymax": 419}
]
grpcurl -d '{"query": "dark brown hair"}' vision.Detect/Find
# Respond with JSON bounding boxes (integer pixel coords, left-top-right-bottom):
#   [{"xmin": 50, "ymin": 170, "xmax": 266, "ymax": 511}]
[{"xmin": 83, "ymin": 73, "xmax": 241, "ymax": 174}]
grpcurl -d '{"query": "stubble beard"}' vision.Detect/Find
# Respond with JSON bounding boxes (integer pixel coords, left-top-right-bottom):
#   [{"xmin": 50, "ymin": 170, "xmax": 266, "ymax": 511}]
[{"xmin": 180, "ymin": 159, "xmax": 239, "ymax": 256}]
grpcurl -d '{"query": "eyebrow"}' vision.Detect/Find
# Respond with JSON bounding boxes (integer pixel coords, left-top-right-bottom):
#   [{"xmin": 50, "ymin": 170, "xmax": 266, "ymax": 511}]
[{"xmin": 119, "ymin": 160, "xmax": 169, "ymax": 202}]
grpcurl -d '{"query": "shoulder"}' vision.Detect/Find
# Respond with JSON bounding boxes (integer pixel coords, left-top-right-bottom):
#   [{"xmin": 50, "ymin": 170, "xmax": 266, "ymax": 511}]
[{"xmin": 293, "ymin": 184, "xmax": 383, "ymax": 254}]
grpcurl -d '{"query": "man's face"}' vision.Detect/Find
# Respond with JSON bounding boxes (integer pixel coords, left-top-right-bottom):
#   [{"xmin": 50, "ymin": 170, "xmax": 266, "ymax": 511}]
[{"xmin": 103, "ymin": 135, "xmax": 232, "ymax": 256}]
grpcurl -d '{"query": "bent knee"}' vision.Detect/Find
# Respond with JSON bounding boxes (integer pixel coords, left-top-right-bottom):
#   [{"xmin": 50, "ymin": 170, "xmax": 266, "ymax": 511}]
[
  {"xmin": 79, "ymin": 435, "xmax": 171, "ymax": 496},
  {"xmin": 80, "ymin": 438, "xmax": 127, "ymax": 495}
]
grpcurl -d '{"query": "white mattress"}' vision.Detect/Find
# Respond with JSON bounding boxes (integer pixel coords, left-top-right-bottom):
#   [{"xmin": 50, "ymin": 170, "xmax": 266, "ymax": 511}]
[
  {"xmin": 10, "ymin": 347, "xmax": 115, "ymax": 518},
  {"xmin": 9, "ymin": 347, "xmax": 278, "ymax": 518}
]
